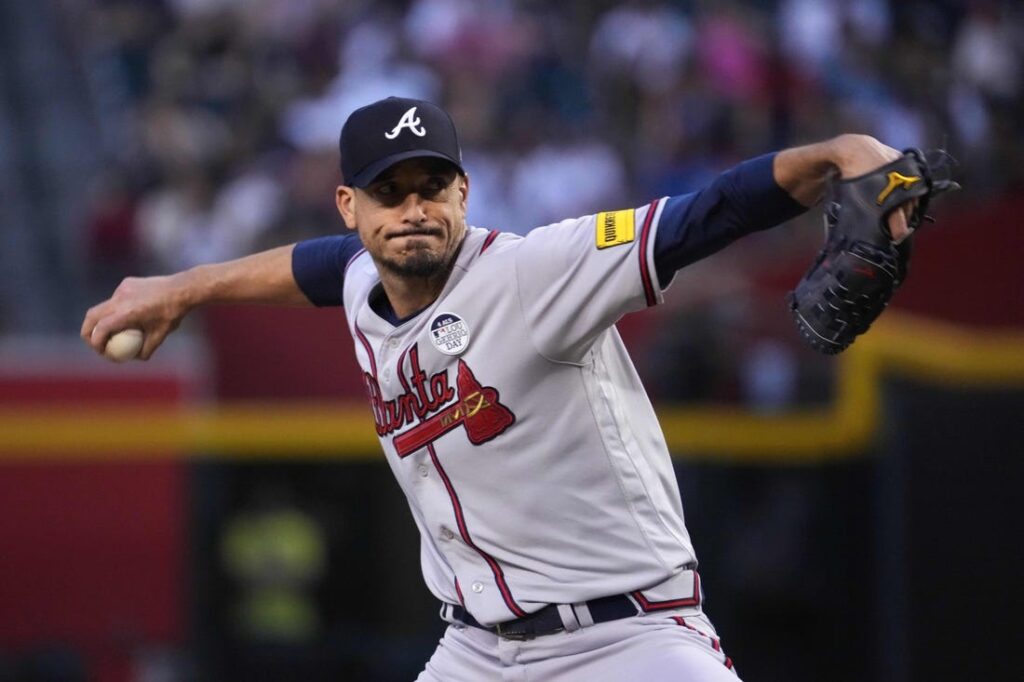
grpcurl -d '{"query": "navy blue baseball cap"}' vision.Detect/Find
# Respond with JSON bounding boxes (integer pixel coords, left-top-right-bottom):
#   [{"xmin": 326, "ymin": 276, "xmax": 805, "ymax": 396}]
[{"xmin": 339, "ymin": 97, "xmax": 465, "ymax": 188}]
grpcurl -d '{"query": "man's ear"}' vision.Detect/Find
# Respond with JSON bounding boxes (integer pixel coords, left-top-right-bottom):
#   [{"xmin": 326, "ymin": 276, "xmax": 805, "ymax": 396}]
[
  {"xmin": 336, "ymin": 186, "xmax": 357, "ymax": 231},
  {"xmin": 458, "ymin": 173, "xmax": 470, "ymax": 213}
]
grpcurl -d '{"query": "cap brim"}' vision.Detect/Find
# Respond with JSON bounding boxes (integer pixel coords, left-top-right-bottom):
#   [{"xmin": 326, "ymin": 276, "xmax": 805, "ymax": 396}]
[{"xmin": 348, "ymin": 150, "xmax": 464, "ymax": 188}]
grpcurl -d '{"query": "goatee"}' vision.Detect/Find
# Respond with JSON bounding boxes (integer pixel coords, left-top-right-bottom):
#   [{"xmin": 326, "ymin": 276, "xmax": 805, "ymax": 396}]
[{"xmin": 379, "ymin": 250, "xmax": 447, "ymax": 278}]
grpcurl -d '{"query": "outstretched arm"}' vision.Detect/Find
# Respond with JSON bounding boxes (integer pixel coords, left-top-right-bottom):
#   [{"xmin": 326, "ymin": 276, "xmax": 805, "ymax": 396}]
[
  {"xmin": 81, "ymin": 244, "xmax": 309, "ymax": 360},
  {"xmin": 653, "ymin": 134, "xmax": 919, "ymax": 284}
]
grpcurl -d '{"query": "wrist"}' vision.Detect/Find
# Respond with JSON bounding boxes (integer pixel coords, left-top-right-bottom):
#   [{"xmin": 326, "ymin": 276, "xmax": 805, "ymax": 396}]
[
  {"xmin": 774, "ymin": 142, "xmax": 840, "ymax": 207},
  {"xmin": 825, "ymin": 133, "xmax": 897, "ymax": 179},
  {"xmin": 174, "ymin": 265, "xmax": 211, "ymax": 311},
  {"xmin": 825, "ymin": 134, "xmax": 868, "ymax": 173}
]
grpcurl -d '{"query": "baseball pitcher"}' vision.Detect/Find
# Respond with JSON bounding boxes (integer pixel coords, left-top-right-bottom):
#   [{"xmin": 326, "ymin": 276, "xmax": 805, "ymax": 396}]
[{"xmin": 82, "ymin": 97, "xmax": 955, "ymax": 680}]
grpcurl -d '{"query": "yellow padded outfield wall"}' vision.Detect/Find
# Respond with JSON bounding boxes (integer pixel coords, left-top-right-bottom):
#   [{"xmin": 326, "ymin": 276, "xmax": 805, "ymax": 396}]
[{"xmin": 2, "ymin": 315, "xmax": 1022, "ymax": 463}]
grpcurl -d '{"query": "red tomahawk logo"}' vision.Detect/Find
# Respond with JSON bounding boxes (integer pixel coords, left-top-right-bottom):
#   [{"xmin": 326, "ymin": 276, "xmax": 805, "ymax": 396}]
[{"xmin": 393, "ymin": 360, "xmax": 515, "ymax": 457}]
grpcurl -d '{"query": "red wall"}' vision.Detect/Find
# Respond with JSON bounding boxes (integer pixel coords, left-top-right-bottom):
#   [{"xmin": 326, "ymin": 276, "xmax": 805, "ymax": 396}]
[
  {"xmin": 202, "ymin": 305, "xmax": 365, "ymax": 400},
  {"xmin": 893, "ymin": 196, "xmax": 1023, "ymax": 328},
  {"xmin": 0, "ymin": 373, "xmax": 187, "ymax": 682}
]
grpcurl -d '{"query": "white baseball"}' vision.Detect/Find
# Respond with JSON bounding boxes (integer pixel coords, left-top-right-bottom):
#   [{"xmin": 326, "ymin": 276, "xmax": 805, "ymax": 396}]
[{"xmin": 103, "ymin": 329, "xmax": 144, "ymax": 363}]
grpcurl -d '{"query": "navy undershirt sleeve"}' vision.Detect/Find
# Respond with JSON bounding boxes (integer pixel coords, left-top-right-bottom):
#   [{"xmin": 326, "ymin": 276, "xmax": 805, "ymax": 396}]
[
  {"xmin": 653, "ymin": 152, "xmax": 807, "ymax": 286},
  {"xmin": 291, "ymin": 234, "xmax": 364, "ymax": 306}
]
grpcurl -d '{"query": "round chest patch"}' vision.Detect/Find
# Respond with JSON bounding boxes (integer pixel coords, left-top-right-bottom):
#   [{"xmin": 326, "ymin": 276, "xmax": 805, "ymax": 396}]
[{"xmin": 430, "ymin": 312, "xmax": 471, "ymax": 356}]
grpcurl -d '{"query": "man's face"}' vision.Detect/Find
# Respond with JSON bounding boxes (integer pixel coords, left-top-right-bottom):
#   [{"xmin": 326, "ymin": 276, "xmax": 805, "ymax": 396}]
[{"xmin": 336, "ymin": 158, "xmax": 469, "ymax": 279}]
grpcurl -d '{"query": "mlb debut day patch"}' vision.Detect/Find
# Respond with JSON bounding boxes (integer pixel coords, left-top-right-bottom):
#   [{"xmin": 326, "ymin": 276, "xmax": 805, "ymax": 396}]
[
  {"xmin": 430, "ymin": 313, "xmax": 471, "ymax": 355},
  {"xmin": 595, "ymin": 209, "xmax": 635, "ymax": 249}
]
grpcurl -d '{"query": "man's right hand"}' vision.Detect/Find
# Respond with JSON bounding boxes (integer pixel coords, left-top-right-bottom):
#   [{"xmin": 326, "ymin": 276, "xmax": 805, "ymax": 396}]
[
  {"xmin": 81, "ymin": 244, "xmax": 311, "ymax": 361},
  {"xmin": 81, "ymin": 272, "xmax": 195, "ymax": 361}
]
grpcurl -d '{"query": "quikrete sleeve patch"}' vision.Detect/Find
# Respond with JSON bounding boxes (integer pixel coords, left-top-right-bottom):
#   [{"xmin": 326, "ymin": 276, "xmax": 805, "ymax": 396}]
[{"xmin": 595, "ymin": 209, "xmax": 635, "ymax": 249}]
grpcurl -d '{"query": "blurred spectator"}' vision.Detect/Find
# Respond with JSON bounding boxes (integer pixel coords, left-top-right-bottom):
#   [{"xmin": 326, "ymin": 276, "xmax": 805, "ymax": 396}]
[
  {"xmin": 695, "ymin": 4, "xmax": 767, "ymax": 104},
  {"xmin": 952, "ymin": 3, "xmax": 1020, "ymax": 101},
  {"xmin": 281, "ymin": 15, "xmax": 442, "ymax": 152},
  {"xmin": 588, "ymin": 0, "xmax": 694, "ymax": 96},
  {"xmin": 510, "ymin": 133, "xmax": 628, "ymax": 230}
]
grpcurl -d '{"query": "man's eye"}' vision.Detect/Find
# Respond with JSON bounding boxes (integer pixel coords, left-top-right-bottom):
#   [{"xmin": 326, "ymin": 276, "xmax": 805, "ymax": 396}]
[
  {"xmin": 376, "ymin": 183, "xmax": 395, "ymax": 196},
  {"xmin": 424, "ymin": 177, "xmax": 447, "ymax": 194}
]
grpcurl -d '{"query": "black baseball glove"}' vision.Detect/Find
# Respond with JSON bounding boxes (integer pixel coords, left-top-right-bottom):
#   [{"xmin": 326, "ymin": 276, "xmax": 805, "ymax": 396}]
[{"xmin": 788, "ymin": 149, "xmax": 959, "ymax": 354}]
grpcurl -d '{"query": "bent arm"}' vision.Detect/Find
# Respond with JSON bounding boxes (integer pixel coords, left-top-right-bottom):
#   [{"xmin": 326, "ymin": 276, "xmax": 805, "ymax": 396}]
[
  {"xmin": 82, "ymin": 244, "xmax": 309, "ymax": 360},
  {"xmin": 654, "ymin": 134, "xmax": 916, "ymax": 284}
]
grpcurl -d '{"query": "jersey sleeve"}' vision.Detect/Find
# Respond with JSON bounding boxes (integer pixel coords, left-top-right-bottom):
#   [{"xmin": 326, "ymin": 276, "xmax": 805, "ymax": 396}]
[
  {"xmin": 291, "ymin": 234, "xmax": 364, "ymax": 307},
  {"xmin": 513, "ymin": 199, "xmax": 666, "ymax": 363},
  {"xmin": 653, "ymin": 152, "xmax": 807, "ymax": 285}
]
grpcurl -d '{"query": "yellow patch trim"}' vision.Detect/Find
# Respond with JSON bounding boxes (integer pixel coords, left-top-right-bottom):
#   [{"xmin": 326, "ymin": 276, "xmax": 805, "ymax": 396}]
[
  {"xmin": 595, "ymin": 209, "xmax": 635, "ymax": 249},
  {"xmin": 876, "ymin": 171, "xmax": 922, "ymax": 205}
]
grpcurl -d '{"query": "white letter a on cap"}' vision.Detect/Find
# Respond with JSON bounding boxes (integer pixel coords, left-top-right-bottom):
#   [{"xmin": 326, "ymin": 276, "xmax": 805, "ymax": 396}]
[{"xmin": 385, "ymin": 107, "xmax": 427, "ymax": 139}]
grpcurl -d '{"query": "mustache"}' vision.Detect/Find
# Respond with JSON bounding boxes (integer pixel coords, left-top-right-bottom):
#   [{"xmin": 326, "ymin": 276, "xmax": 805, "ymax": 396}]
[{"xmin": 388, "ymin": 226, "xmax": 444, "ymax": 239}]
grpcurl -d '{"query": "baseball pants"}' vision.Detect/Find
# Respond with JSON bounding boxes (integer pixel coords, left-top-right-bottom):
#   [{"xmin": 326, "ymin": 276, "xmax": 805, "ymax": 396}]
[{"xmin": 415, "ymin": 608, "xmax": 739, "ymax": 681}]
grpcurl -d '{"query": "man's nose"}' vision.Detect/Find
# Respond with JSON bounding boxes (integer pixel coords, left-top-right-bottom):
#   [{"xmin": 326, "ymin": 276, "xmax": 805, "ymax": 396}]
[{"xmin": 400, "ymin": 193, "xmax": 428, "ymax": 224}]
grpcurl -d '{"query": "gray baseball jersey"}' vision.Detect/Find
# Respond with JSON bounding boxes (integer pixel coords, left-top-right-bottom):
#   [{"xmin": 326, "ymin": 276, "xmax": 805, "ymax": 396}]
[{"xmin": 340, "ymin": 199, "xmax": 700, "ymax": 626}]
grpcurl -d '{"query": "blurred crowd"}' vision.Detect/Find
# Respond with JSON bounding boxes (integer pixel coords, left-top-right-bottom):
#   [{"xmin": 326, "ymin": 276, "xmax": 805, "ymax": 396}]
[{"xmin": 69, "ymin": 0, "xmax": 1023, "ymax": 282}]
